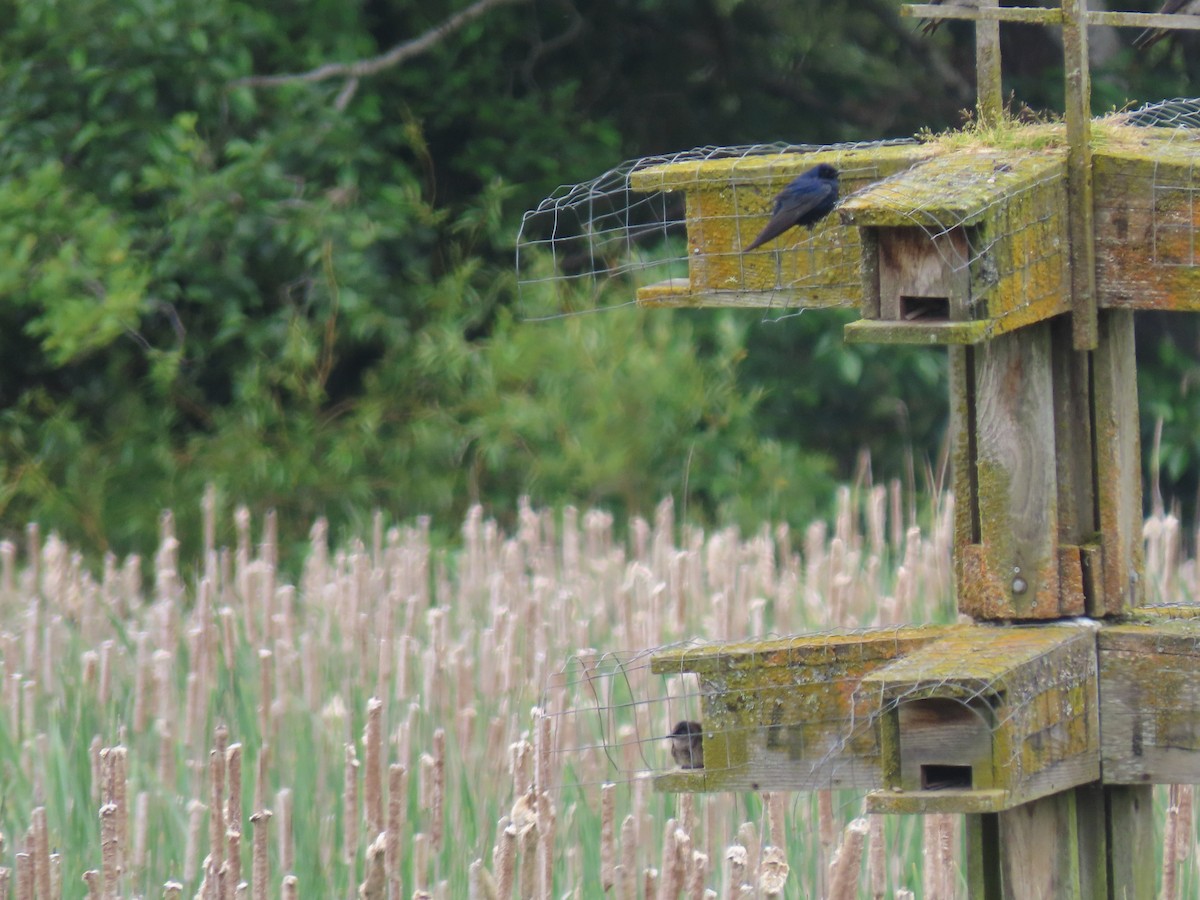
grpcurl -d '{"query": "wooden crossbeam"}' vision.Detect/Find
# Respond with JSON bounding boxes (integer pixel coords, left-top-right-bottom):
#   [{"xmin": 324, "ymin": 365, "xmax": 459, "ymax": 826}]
[{"xmin": 903, "ymin": 5, "xmax": 1200, "ymax": 32}]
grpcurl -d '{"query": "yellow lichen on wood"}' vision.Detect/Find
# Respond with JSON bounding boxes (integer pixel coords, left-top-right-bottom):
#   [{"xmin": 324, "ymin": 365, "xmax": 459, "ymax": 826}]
[
  {"xmin": 650, "ymin": 627, "xmax": 950, "ymax": 793},
  {"xmin": 862, "ymin": 626, "xmax": 1099, "ymax": 813},
  {"xmin": 628, "ymin": 144, "xmax": 937, "ymax": 309},
  {"xmin": 1098, "ymin": 620, "xmax": 1200, "ymax": 784},
  {"xmin": 1094, "ymin": 145, "xmax": 1200, "ymax": 311},
  {"xmin": 842, "ymin": 151, "xmax": 1071, "ymax": 345}
]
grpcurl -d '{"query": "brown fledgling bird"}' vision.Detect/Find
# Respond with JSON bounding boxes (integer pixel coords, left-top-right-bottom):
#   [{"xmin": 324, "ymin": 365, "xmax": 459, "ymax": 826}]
[
  {"xmin": 1134, "ymin": 0, "xmax": 1200, "ymax": 49},
  {"xmin": 669, "ymin": 720, "xmax": 704, "ymax": 769}
]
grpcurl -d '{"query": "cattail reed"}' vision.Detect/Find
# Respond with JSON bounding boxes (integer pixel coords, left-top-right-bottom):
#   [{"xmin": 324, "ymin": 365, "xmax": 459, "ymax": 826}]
[
  {"xmin": 601, "ymin": 783, "xmax": 616, "ymax": 891},
  {"xmin": 99, "ymin": 803, "xmax": 120, "ymax": 897},
  {"xmin": 364, "ymin": 697, "xmax": 385, "ymax": 837},
  {"xmin": 869, "ymin": 814, "xmax": 886, "ymax": 899},
  {"xmin": 80, "ymin": 867, "xmax": 99, "ymax": 900},
  {"xmin": 359, "ymin": 832, "xmax": 387, "ymax": 900},
  {"xmin": 757, "ymin": 845, "xmax": 790, "ymax": 897},
  {"xmin": 275, "ymin": 787, "xmax": 293, "ymax": 875},
  {"xmin": 431, "ymin": 727, "xmax": 446, "ymax": 854},
  {"xmin": 250, "ymin": 810, "xmax": 271, "ymax": 900},
  {"xmin": 726, "ymin": 844, "xmax": 747, "ymax": 899},
  {"xmin": 385, "ymin": 764, "xmax": 407, "ymax": 893},
  {"xmin": 494, "ymin": 820, "xmax": 516, "ymax": 900},
  {"xmin": 826, "ymin": 817, "xmax": 869, "ymax": 900},
  {"xmin": 344, "ymin": 743, "xmax": 360, "ymax": 866}
]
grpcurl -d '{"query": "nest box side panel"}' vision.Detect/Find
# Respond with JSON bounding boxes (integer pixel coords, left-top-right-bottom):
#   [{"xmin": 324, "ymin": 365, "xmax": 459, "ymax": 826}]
[
  {"xmin": 630, "ymin": 144, "xmax": 937, "ymax": 309},
  {"xmin": 1098, "ymin": 622, "xmax": 1200, "ymax": 784},
  {"xmin": 959, "ymin": 322, "xmax": 1062, "ymax": 619},
  {"xmin": 1095, "ymin": 147, "xmax": 1200, "ymax": 311},
  {"xmin": 649, "ymin": 627, "xmax": 948, "ymax": 793},
  {"xmin": 984, "ymin": 163, "xmax": 1071, "ymax": 330}
]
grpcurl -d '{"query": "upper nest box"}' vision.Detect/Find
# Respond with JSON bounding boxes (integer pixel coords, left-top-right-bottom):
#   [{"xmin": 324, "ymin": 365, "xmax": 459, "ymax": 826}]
[
  {"xmin": 514, "ymin": 106, "xmax": 1200, "ymax": 349},
  {"xmin": 840, "ymin": 150, "xmax": 1070, "ymax": 345},
  {"xmin": 625, "ymin": 142, "xmax": 937, "ymax": 310}
]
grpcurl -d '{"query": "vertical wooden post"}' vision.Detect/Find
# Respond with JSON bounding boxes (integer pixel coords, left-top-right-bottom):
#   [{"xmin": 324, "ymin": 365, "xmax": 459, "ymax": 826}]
[
  {"xmin": 1062, "ymin": 0, "xmax": 1098, "ymax": 350},
  {"xmin": 1103, "ymin": 785, "xmax": 1156, "ymax": 896},
  {"xmin": 1091, "ymin": 309, "xmax": 1144, "ymax": 614},
  {"xmin": 965, "ymin": 813, "xmax": 1003, "ymax": 900},
  {"xmin": 976, "ymin": 0, "xmax": 1003, "ymax": 126},
  {"xmin": 996, "ymin": 791, "xmax": 1082, "ymax": 899},
  {"xmin": 956, "ymin": 323, "xmax": 1062, "ymax": 619}
]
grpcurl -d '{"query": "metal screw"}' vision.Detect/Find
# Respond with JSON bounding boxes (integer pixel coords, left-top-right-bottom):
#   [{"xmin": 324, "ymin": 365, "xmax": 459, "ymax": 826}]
[{"xmin": 1012, "ymin": 576, "xmax": 1028, "ymax": 595}]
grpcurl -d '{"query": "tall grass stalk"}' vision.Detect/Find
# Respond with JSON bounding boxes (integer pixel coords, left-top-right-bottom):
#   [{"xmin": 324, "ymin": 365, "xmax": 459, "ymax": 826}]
[{"xmin": 0, "ymin": 485, "xmax": 1196, "ymax": 897}]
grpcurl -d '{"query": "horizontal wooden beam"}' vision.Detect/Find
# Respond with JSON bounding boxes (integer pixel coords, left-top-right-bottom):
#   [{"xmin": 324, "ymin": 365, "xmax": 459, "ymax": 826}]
[
  {"xmin": 903, "ymin": 5, "xmax": 1200, "ymax": 32},
  {"xmin": 903, "ymin": 4, "xmax": 1061, "ymax": 25}
]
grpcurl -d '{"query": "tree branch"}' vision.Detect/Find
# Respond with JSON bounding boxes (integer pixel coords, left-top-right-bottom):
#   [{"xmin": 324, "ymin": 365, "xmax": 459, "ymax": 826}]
[{"xmin": 230, "ymin": 0, "xmax": 528, "ymax": 91}]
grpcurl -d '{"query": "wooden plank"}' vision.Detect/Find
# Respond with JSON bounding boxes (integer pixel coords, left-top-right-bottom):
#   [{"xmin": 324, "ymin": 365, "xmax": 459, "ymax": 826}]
[
  {"xmin": 997, "ymin": 791, "xmax": 1081, "ymax": 899},
  {"xmin": 975, "ymin": 0, "xmax": 1002, "ymax": 128},
  {"xmin": 635, "ymin": 279, "xmax": 856, "ymax": 309},
  {"xmin": 843, "ymin": 318, "xmax": 990, "ymax": 346},
  {"xmin": 949, "ymin": 345, "xmax": 980, "ymax": 617},
  {"xmin": 1093, "ymin": 150, "xmax": 1200, "ymax": 312},
  {"xmin": 1103, "ymin": 785, "xmax": 1156, "ymax": 897},
  {"xmin": 1091, "ymin": 310, "xmax": 1143, "ymax": 615},
  {"xmin": 1098, "ymin": 621, "xmax": 1200, "ymax": 783},
  {"xmin": 877, "ymin": 226, "xmax": 971, "ymax": 321},
  {"xmin": 1072, "ymin": 782, "xmax": 1106, "ymax": 900},
  {"xmin": 965, "ymin": 813, "xmax": 1004, "ymax": 900},
  {"xmin": 1049, "ymin": 314, "xmax": 1095, "ymax": 615},
  {"xmin": 1062, "ymin": 0, "xmax": 1098, "ymax": 350},
  {"xmin": 962, "ymin": 323, "xmax": 1061, "ymax": 618},
  {"xmin": 901, "ymin": 4, "xmax": 1062, "ymax": 25}
]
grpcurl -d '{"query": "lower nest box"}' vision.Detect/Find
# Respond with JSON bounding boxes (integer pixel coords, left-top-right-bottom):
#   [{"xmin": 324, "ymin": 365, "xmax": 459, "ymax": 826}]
[{"xmin": 862, "ymin": 625, "xmax": 1100, "ymax": 815}]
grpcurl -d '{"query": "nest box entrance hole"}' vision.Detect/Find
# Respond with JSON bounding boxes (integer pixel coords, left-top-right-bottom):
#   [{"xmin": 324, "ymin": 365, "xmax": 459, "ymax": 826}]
[
  {"xmin": 877, "ymin": 226, "xmax": 972, "ymax": 322},
  {"xmin": 896, "ymin": 696, "xmax": 994, "ymax": 792}
]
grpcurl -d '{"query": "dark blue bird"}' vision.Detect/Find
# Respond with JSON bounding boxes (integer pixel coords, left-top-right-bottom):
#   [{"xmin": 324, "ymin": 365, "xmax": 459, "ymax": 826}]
[{"xmin": 742, "ymin": 163, "xmax": 839, "ymax": 253}]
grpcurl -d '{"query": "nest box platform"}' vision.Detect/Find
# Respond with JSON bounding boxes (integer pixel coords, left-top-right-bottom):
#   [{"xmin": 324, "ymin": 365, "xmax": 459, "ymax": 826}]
[
  {"xmin": 628, "ymin": 143, "xmax": 936, "ymax": 309},
  {"xmin": 862, "ymin": 625, "xmax": 1099, "ymax": 815},
  {"xmin": 649, "ymin": 624, "xmax": 1106, "ymax": 813},
  {"xmin": 840, "ymin": 151, "xmax": 1070, "ymax": 345},
  {"xmin": 649, "ymin": 626, "xmax": 948, "ymax": 793}
]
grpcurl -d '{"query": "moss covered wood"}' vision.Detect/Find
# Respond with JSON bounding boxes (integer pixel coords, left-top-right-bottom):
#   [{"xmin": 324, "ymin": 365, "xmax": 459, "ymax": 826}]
[
  {"xmin": 649, "ymin": 627, "xmax": 949, "ymax": 793},
  {"xmin": 628, "ymin": 144, "xmax": 936, "ymax": 309},
  {"xmin": 863, "ymin": 625, "xmax": 1100, "ymax": 815}
]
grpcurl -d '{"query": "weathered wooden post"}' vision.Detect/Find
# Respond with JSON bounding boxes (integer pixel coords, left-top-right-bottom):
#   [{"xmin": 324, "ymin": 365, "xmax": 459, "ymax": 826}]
[{"xmin": 617, "ymin": 5, "xmax": 1200, "ymax": 897}]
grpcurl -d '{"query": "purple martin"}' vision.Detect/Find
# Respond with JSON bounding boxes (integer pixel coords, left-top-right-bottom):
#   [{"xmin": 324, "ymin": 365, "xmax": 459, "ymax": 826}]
[
  {"xmin": 669, "ymin": 720, "xmax": 704, "ymax": 769},
  {"xmin": 742, "ymin": 163, "xmax": 839, "ymax": 253},
  {"xmin": 1134, "ymin": 0, "xmax": 1200, "ymax": 49},
  {"xmin": 919, "ymin": 0, "xmax": 983, "ymax": 36}
]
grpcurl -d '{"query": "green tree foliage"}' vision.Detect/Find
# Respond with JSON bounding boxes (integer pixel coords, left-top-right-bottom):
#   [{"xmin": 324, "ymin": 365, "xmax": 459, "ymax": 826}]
[{"xmin": 2, "ymin": 0, "xmax": 1199, "ymax": 561}]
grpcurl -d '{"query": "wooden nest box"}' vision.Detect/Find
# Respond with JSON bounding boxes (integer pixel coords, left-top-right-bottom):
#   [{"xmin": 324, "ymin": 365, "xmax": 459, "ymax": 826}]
[
  {"xmin": 862, "ymin": 625, "xmax": 1099, "ymax": 815},
  {"xmin": 840, "ymin": 151, "xmax": 1070, "ymax": 345}
]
